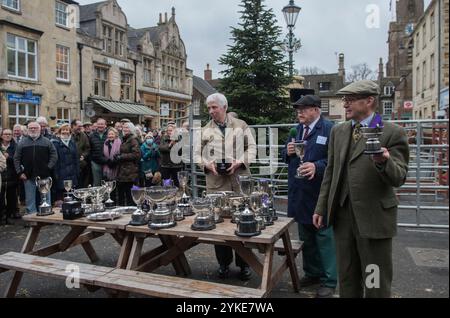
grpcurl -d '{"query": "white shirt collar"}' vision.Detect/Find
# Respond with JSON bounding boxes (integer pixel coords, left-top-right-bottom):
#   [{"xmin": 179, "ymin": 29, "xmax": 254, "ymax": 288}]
[{"xmin": 304, "ymin": 116, "xmax": 320, "ymax": 132}]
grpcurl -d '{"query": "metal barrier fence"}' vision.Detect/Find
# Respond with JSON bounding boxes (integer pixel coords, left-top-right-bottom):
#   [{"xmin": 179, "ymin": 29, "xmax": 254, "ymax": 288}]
[{"xmin": 189, "ymin": 119, "xmax": 449, "ymax": 229}]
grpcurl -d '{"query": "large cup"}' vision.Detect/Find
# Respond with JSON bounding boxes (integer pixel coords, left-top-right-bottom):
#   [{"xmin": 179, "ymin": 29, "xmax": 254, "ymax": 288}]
[
  {"xmin": 191, "ymin": 197, "xmax": 215, "ymax": 231},
  {"xmin": 146, "ymin": 186, "xmax": 178, "ymax": 229},
  {"xmin": 35, "ymin": 177, "xmax": 53, "ymax": 216}
]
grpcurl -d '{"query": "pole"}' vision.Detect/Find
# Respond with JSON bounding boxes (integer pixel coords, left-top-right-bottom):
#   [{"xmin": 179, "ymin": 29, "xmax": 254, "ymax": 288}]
[{"xmin": 288, "ymin": 27, "xmax": 294, "ymax": 77}]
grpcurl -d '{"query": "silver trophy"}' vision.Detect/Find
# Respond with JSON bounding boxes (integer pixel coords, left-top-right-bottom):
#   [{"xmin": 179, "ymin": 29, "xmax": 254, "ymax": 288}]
[
  {"xmin": 361, "ymin": 126, "xmax": 384, "ymax": 155},
  {"xmin": 73, "ymin": 188, "xmax": 93, "ymax": 215},
  {"xmin": 102, "ymin": 180, "xmax": 116, "ymax": 209},
  {"xmin": 129, "ymin": 187, "xmax": 148, "ymax": 226},
  {"xmin": 63, "ymin": 180, "xmax": 73, "ymax": 202},
  {"xmin": 191, "ymin": 197, "xmax": 216, "ymax": 231},
  {"xmin": 177, "ymin": 171, "xmax": 194, "ymax": 216},
  {"xmin": 293, "ymin": 141, "xmax": 307, "ymax": 179},
  {"xmin": 146, "ymin": 186, "xmax": 178, "ymax": 229},
  {"xmin": 235, "ymin": 175, "xmax": 260, "ymax": 237},
  {"xmin": 203, "ymin": 191, "xmax": 226, "ymax": 224},
  {"xmin": 88, "ymin": 186, "xmax": 107, "ymax": 213},
  {"xmin": 36, "ymin": 177, "xmax": 53, "ymax": 216}
]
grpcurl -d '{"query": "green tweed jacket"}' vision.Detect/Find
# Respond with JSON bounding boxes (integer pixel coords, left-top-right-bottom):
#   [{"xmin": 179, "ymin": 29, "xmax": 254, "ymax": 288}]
[{"xmin": 315, "ymin": 121, "xmax": 409, "ymax": 239}]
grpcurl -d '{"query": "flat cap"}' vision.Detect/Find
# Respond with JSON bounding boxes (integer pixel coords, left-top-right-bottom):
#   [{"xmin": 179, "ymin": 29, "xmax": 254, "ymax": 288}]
[
  {"xmin": 293, "ymin": 95, "xmax": 322, "ymax": 108},
  {"xmin": 337, "ymin": 80, "xmax": 380, "ymax": 96},
  {"xmin": 120, "ymin": 118, "xmax": 131, "ymax": 123},
  {"xmin": 83, "ymin": 122, "xmax": 92, "ymax": 126}
]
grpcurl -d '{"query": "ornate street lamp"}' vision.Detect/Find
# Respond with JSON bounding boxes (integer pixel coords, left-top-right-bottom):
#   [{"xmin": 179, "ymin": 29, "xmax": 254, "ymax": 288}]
[{"xmin": 282, "ymin": 0, "xmax": 302, "ymax": 77}]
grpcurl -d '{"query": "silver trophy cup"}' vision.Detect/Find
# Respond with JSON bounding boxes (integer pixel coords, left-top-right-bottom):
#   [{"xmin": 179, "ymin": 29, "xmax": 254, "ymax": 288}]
[
  {"xmin": 102, "ymin": 180, "xmax": 116, "ymax": 209},
  {"xmin": 361, "ymin": 126, "xmax": 384, "ymax": 155},
  {"xmin": 293, "ymin": 141, "xmax": 307, "ymax": 179},
  {"xmin": 36, "ymin": 177, "xmax": 53, "ymax": 216}
]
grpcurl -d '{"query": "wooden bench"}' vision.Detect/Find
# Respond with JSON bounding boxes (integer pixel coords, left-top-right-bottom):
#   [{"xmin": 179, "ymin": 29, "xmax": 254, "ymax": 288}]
[
  {"xmin": 0, "ymin": 252, "xmax": 266, "ymax": 298},
  {"xmin": 274, "ymin": 239, "xmax": 303, "ymax": 257}
]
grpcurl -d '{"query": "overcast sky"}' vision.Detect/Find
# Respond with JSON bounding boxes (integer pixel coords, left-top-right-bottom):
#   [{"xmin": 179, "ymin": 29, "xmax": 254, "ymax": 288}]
[{"xmin": 76, "ymin": 0, "xmax": 431, "ymax": 79}]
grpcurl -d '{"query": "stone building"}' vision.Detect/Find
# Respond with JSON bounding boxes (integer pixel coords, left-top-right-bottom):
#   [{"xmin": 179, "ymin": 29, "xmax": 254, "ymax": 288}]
[{"xmin": 0, "ymin": 0, "xmax": 80, "ymax": 129}]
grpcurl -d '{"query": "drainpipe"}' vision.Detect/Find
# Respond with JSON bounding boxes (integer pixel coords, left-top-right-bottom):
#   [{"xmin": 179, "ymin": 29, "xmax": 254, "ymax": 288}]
[
  {"xmin": 437, "ymin": 0, "xmax": 442, "ymax": 114},
  {"xmin": 77, "ymin": 43, "xmax": 84, "ymax": 121},
  {"xmin": 134, "ymin": 59, "xmax": 138, "ymax": 103}
]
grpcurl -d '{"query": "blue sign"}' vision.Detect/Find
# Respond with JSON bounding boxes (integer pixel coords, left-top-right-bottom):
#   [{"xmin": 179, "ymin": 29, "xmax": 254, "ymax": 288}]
[{"xmin": 7, "ymin": 93, "xmax": 41, "ymax": 105}]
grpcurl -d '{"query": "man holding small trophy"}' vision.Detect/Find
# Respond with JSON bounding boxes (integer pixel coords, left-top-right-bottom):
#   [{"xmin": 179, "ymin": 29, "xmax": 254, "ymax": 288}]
[
  {"xmin": 313, "ymin": 80, "xmax": 409, "ymax": 298},
  {"xmin": 284, "ymin": 95, "xmax": 336, "ymax": 298}
]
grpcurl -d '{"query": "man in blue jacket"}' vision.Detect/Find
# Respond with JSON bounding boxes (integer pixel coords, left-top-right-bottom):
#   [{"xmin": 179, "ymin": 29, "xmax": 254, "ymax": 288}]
[{"xmin": 284, "ymin": 95, "xmax": 337, "ymax": 298}]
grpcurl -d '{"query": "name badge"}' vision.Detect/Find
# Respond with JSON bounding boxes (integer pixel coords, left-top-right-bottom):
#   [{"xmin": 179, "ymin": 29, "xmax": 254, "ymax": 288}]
[{"xmin": 317, "ymin": 136, "xmax": 328, "ymax": 145}]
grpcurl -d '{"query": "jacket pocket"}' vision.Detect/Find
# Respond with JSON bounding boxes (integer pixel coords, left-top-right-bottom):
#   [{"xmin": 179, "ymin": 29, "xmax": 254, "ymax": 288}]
[{"xmin": 381, "ymin": 197, "xmax": 399, "ymax": 209}]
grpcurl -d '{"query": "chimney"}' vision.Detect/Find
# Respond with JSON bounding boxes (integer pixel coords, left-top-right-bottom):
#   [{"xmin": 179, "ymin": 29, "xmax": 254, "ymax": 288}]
[
  {"xmin": 172, "ymin": 7, "xmax": 176, "ymax": 20},
  {"xmin": 158, "ymin": 13, "xmax": 162, "ymax": 25},
  {"xmin": 338, "ymin": 53, "xmax": 345, "ymax": 78},
  {"xmin": 378, "ymin": 57, "xmax": 384, "ymax": 82},
  {"xmin": 204, "ymin": 64, "xmax": 212, "ymax": 81},
  {"xmin": 165, "ymin": 12, "xmax": 168, "ymax": 23}
]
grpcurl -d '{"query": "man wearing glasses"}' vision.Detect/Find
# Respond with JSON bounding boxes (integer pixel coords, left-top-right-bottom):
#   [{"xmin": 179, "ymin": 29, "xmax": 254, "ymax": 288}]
[
  {"xmin": 284, "ymin": 95, "xmax": 336, "ymax": 298},
  {"xmin": 313, "ymin": 80, "xmax": 409, "ymax": 298}
]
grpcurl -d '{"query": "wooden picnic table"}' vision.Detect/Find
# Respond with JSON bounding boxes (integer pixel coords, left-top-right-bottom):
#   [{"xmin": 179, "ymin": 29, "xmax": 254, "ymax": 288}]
[{"xmin": 124, "ymin": 216, "xmax": 300, "ymax": 296}]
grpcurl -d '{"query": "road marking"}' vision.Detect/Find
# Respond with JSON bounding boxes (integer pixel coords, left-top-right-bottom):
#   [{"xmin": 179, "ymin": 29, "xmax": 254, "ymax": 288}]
[{"xmin": 405, "ymin": 229, "xmax": 449, "ymax": 235}]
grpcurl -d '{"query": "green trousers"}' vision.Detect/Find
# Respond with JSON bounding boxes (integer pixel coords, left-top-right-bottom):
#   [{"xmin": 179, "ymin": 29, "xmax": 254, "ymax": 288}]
[
  {"xmin": 298, "ymin": 223, "xmax": 337, "ymax": 288},
  {"xmin": 334, "ymin": 201, "xmax": 393, "ymax": 298}
]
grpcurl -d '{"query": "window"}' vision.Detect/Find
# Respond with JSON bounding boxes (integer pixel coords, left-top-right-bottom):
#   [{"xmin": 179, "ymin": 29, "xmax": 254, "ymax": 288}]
[
  {"xmin": 143, "ymin": 58, "xmax": 153, "ymax": 85},
  {"xmin": 94, "ymin": 66, "xmax": 108, "ymax": 97},
  {"xmin": 415, "ymin": 32, "xmax": 420, "ymax": 55},
  {"xmin": 7, "ymin": 34, "xmax": 37, "ymax": 80},
  {"xmin": 430, "ymin": 12, "xmax": 435, "ymax": 40},
  {"xmin": 430, "ymin": 54, "xmax": 435, "ymax": 86},
  {"xmin": 114, "ymin": 30, "xmax": 125, "ymax": 56},
  {"xmin": 57, "ymin": 108, "xmax": 70, "ymax": 123},
  {"xmin": 384, "ymin": 85, "xmax": 395, "ymax": 96},
  {"xmin": 321, "ymin": 99, "xmax": 330, "ymax": 114},
  {"xmin": 319, "ymin": 82, "xmax": 331, "ymax": 92},
  {"xmin": 383, "ymin": 101, "xmax": 393, "ymax": 115},
  {"xmin": 422, "ymin": 23, "xmax": 426, "ymax": 48},
  {"xmin": 8, "ymin": 103, "xmax": 38, "ymax": 128},
  {"xmin": 56, "ymin": 45, "xmax": 70, "ymax": 81},
  {"xmin": 416, "ymin": 66, "xmax": 420, "ymax": 95},
  {"xmin": 2, "ymin": 0, "xmax": 19, "ymax": 10},
  {"xmin": 422, "ymin": 60, "xmax": 427, "ymax": 91},
  {"xmin": 103, "ymin": 25, "xmax": 113, "ymax": 54},
  {"xmin": 120, "ymin": 73, "xmax": 132, "ymax": 101},
  {"xmin": 55, "ymin": 1, "xmax": 68, "ymax": 27}
]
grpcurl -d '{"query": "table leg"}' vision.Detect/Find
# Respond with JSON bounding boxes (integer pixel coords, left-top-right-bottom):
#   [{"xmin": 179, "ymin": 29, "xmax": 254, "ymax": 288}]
[
  {"xmin": 159, "ymin": 235, "xmax": 192, "ymax": 276},
  {"xmin": 126, "ymin": 235, "xmax": 145, "ymax": 270},
  {"xmin": 260, "ymin": 244, "xmax": 275, "ymax": 292},
  {"xmin": 281, "ymin": 231, "xmax": 300, "ymax": 292},
  {"xmin": 4, "ymin": 225, "xmax": 42, "ymax": 298},
  {"xmin": 81, "ymin": 242, "xmax": 99, "ymax": 263},
  {"xmin": 116, "ymin": 232, "xmax": 133, "ymax": 269}
]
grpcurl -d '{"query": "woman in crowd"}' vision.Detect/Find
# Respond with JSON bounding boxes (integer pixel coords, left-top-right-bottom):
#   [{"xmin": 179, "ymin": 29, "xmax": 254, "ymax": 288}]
[
  {"xmin": 103, "ymin": 128, "xmax": 121, "ymax": 203},
  {"xmin": 140, "ymin": 133, "xmax": 160, "ymax": 187},
  {"xmin": 0, "ymin": 129, "xmax": 19, "ymax": 224},
  {"xmin": 51, "ymin": 124, "xmax": 79, "ymax": 207},
  {"xmin": 115, "ymin": 122, "xmax": 141, "ymax": 206},
  {"xmin": 159, "ymin": 124, "xmax": 183, "ymax": 187}
]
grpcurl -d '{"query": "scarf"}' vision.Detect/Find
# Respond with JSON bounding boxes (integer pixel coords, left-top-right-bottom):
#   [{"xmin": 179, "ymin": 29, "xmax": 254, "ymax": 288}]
[{"xmin": 103, "ymin": 138, "xmax": 122, "ymax": 180}]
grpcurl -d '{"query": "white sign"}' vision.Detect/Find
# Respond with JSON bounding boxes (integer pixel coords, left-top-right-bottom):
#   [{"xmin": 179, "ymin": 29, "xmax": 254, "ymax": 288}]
[
  {"xmin": 404, "ymin": 101, "xmax": 414, "ymax": 109},
  {"xmin": 104, "ymin": 57, "xmax": 129, "ymax": 69},
  {"xmin": 160, "ymin": 103, "xmax": 170, "ymax": 117}
]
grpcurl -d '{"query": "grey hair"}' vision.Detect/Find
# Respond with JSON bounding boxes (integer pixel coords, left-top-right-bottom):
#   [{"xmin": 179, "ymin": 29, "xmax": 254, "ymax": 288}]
[
  {"xmin": 206, "ymin": 93, "xmax": 228, "ymax": 109},
  {"xmin": 123, "ymin": 122, "xmax": 137, "ymax": 136},
  {"xmin": 36, "ymin": 116, "xmax": 48, "ymax": 125}
]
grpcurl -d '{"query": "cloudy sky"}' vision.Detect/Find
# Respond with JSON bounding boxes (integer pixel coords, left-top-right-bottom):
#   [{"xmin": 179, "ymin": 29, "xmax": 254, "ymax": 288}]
[{"xmin": 76, "ymin": 0, "xmax": 431, "ymax": 79}]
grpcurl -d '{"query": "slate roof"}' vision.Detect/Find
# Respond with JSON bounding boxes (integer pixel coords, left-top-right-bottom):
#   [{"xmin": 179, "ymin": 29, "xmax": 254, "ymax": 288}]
[
  {"xmin": 79, "ymin": 1, "xmax": 107, "ymax": 22},
  {"xmin": 193, "ymin": 76, "xmax": 217, "ymax": 98}
]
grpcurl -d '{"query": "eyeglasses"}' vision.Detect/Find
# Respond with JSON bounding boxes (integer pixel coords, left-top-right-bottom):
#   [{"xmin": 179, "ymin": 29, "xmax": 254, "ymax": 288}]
[
  {"xmin": 341, "ymin": 96, "xmax": 369, "ymax": 103},
  {"xmin": 296, "ymin": 107, "xmax": 315, "ymax": 114}
]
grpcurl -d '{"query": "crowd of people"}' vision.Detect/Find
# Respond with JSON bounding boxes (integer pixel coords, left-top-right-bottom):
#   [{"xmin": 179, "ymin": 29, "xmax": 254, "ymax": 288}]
[{"xmin": 0, "ymin": 116, "xmax": 189, "ymax": 225}]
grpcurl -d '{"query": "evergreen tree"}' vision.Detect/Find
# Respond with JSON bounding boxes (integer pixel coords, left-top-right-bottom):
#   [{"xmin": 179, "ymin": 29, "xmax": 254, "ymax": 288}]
[{"xmin": 219, "ymin": 0, "xmax": 291, "ymax": 125}]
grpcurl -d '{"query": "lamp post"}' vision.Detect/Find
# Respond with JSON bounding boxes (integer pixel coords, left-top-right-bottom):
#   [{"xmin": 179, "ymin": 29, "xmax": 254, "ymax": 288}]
[{"xmin": 282, "ymin": 0, "xmax": 302, "ymax": 78}]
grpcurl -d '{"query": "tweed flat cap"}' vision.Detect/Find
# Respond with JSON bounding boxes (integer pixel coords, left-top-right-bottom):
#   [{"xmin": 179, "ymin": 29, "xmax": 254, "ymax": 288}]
[
  {"xmin": 337, "ymin": 80, "xmax": 380, "ymax": 96},
  {"xmin": 292, "ymin": 95, "xmax": 322, "ymax": 108}
]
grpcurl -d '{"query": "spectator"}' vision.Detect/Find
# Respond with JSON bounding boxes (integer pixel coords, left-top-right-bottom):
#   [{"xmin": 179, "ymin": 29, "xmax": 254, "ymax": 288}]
[
  {"xmin": 153, "ymin": 129, "xmax": 161, "ymax": 145},
  {"xmin": 13, "ymin": 124, "xmax": 24, "ymax": 144},
  {"xmin": 141, "ymin": 133, "xmax": 160, "ymax": 187},
  {"xmin": 51, "ymin": 124, "xmax": 79, "ymax": 207},
  {"xmin": 83, "ymin": 122, "xmax": 93, "ymax": 136},
  {"xmin": 115, "ymin": 122, "xmax": 141, "ymax": 206},
  {"xmin": 103, "ymin": 128, "xmax": 122, "ymax": 181},
  {"xmin": 1, "ymin": 129, "xmax": 19, "ymax": 224},
  {"xmin": 89, "ymin": 118, "xmax": 109, "ymax": 186},
  {"xmin": 36, "ymin": 116, "xmax": 54, "ymax": 140},
  {"xmin": 114, "ymin": 122, "xmax": 123, "ymax": 140},
  {"xmin": 159, "ymin": 124, "xmax": 183, "ymax": 187},
  {"xmin": 14, "ymin": 122, "xmax": 58, "ymax": 214},
  {"xmin": 72, "ymin": 120, "xmax": 91, "ymax": 188}
]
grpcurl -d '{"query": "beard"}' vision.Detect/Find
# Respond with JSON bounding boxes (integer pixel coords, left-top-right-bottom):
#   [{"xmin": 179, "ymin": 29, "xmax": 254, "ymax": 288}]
[{"xmin": 29, "ymin": 132, "xmax": 40, "ymax": 139}]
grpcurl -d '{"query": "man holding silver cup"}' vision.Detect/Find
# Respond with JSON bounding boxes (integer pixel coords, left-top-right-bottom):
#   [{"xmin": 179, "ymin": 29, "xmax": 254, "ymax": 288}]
[{"xmin": 284, "ymin": 95, "xmax": 337, "ymax": 298}]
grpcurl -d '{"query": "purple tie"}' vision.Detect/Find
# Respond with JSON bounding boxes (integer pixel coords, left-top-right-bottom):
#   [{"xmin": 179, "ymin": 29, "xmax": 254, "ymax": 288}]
[{"xmin": 303, "ymin": 126, "xmax": 310, "ymax": 140}]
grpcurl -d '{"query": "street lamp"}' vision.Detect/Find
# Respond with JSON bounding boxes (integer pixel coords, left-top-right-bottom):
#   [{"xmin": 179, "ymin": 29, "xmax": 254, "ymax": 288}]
[{"xmin": 282, "ymin": 0, "xmax": 302, "ymax": 77}]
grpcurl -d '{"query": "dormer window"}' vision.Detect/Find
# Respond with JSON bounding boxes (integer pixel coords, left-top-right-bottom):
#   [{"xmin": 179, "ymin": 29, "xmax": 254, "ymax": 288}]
[
  {"xmin": 384, "ymin": 85, "xmax": 395, "ymax": 96},
  {"xmin": 55, "ymin": 1, "xmax": 68, "ymax": 27},
  {"xmin": 2, "ymin": 0, "xmax": 20, "ymax": 11}
]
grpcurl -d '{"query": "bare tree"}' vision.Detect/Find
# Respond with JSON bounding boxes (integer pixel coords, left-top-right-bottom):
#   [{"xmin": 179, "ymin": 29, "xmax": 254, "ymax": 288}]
[
  {"xmin": 297, "ymin": 66, "xmax": 326, "ymax": 75},
  {"xmin": 346, "ymin": 63, "xmax": 376, "ymax": 82}
]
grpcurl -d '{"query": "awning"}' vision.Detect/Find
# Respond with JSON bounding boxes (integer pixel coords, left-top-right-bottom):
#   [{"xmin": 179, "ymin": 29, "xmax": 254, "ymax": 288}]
[{"xmin": 91, "ymin": 99, "xmax": 159, "ymax": 117}]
